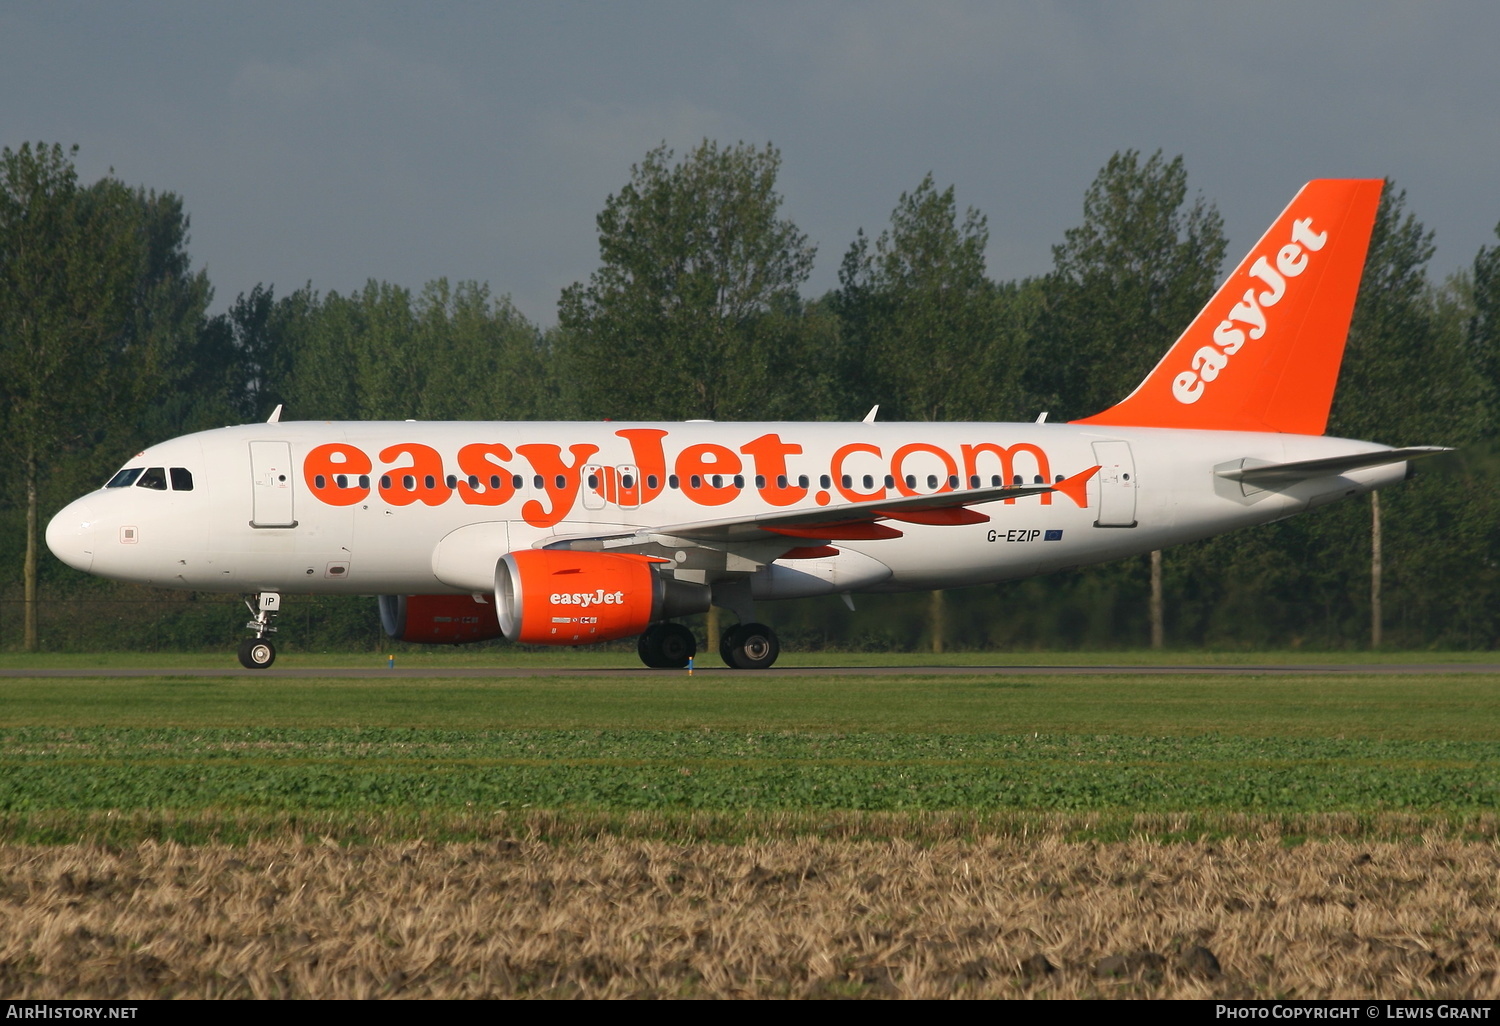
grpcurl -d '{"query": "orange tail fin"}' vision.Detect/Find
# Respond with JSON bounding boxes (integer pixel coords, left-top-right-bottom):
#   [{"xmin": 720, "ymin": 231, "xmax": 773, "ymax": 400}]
[{"xmin": 1074, "ymin": 179, "xmax": 1383, "ymax": 435}]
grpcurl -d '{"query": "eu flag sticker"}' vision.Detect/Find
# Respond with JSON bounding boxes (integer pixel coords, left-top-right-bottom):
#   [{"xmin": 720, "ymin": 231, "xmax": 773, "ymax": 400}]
[{"xmin": 1043, "ymin": 529, "xmax": 1064, "ymax": 541}]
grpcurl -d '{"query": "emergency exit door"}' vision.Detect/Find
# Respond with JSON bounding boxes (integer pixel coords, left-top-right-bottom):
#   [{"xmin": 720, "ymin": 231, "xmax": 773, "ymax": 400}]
[
  {"xmin": 249, "ymin": 441, "xmax": 297, "ymax": 528},
  {"xmin": 1091, "ymin": 440, "xmax": 1137, "ymax": 528}
]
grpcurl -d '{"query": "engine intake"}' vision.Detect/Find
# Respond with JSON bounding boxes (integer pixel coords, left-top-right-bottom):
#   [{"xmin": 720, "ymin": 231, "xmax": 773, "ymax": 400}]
[{"xmin": 495, "ymin": 549, "xmax": 709, "ymax": 645}]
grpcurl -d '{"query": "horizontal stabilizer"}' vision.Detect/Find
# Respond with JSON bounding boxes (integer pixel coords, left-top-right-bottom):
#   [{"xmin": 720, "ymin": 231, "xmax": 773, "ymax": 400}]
[{"xmin": 1216, "ymin": 447, "xmax": 1450, "ymax": 485}]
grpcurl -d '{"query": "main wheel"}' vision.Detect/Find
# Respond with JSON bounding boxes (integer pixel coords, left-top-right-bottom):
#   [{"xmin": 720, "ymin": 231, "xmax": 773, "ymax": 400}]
[
  {"xmin": 655, "ymin": 623, "xmax": 697, "ymax": 668},
  {"xmin": 718, "ymin": 624, "xmax": 744, "ymax": 668},
  {"xmin": 725, "ymin": 622, "xmax": 779, "ymax": 670},
  {"xmin": 237, "ymin": 637, "xmax": 276, "ymax": 669},
  {"xmin": 637, "ymin": 628, "xmax": 665, "ymax": 667}
]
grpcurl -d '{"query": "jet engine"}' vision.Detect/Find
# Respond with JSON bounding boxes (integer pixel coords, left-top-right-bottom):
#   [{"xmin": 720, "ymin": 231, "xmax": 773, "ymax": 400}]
[
  {"xmin": 495, "ymin": 549, "xmax": 709, "ymax": 645},
  {"xmin": 378, "ymin": 593, "xmax": 503, "ymax": 644}
]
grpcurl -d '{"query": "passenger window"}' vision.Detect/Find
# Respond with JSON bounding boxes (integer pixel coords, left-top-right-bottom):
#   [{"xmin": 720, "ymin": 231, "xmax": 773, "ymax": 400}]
[
  {"xmin": 380, "ymin": 475, "xmax": 392, "ymax": 489},
  {"xmin": 798, "ymin": 475, "xmax": 809, "ymax": 489},
  {"xmin": 885, "ymin": 475, "xmax": 894, "ymax": 489},
  {"xmin": 424, "ymin": 475, "xmax": 437, "ymax": 489},
  {"xmin": 169, "ymin": 468, "xmax": 194, "ymax": 491},
  {"xmin": 622, "ymin": 474, "xmax": 635, "ymax": 489},
  {"xmin": 446, "ymin": 475, "xmax": 458, "ymax": 489},
  {"xmin": 512, "ymin": 475, "xmax": 523, "ymax": 489},
  {"xmin": 861, "ymin": 475, "xmax": 873, "ymax": 490},
  {"xmin": 136, "ymin": 467, "xmax": 168, "ymax": 490},
  {"xmin": 335, "ymin": 474, "xmax": 348, "ymax": 489},
  {"xmin": 402, "ymin": 475, "xmax": 416, "ymax": 490},
  {"xmin": 314, "ymin": 475, "xmax": 327, "ymax": 489},
  {"xmin": 647, "ymin": 475, "xmax": 659, "ymax": 489},
  {"xmin": 820, "ymin": 475, "xmax": 831, "ymax": 489},
  {"xmin": 359, "ymin": 475, "xmax": 370, "ymax": 489},
  {"xmin": 107, "ymin": 468, "xmax": 143, "ymax": 488},
  {"xmin": 669, "ymin": 475, "xmax": 680, "ymax": 489}
]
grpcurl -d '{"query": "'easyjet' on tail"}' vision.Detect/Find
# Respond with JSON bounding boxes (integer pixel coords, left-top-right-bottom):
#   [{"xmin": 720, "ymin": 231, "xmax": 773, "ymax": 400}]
[{"xmin": 1074, "ymin": 179, "xmax": 1383, "ymax": 436}]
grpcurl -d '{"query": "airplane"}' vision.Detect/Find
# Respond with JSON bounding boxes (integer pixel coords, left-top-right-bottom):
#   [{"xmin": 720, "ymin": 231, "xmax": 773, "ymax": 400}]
[{"xmin": 45, "ymin": 178, "xmax": 1446, "ymax": 670}]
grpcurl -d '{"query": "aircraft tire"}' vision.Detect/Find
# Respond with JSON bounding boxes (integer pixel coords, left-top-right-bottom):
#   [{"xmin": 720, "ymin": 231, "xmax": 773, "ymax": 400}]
[
  {"xmin": 655, "ymin": 623, "xmax": 697, "ymax": 668},
  {"xmin": 718, "ymin": 624, "xmax": 744, "ymax": 668},
  {"xmin": 637, "ymin": 628, "xmax": 665, "ymax": 668},
  {"xmin": 726, "ymin": 623, "xmax": 779, "ymax": 670},
  {"xmin": 238, "ymin": 637, "xmax": 276, "ymax": 670}
]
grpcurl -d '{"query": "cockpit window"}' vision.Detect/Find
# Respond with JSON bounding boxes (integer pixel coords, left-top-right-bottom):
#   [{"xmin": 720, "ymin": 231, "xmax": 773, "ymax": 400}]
[
  {"xmin": 170, "ymin": 467, "xmax": 194, "ymax": 491},
  {"xmin": 106, "ymin": 468, "xmax": 144, "ymax": 488},
  {"xmin": 135, "ymin": 467, "xmax": 168, "ymax": 490}
]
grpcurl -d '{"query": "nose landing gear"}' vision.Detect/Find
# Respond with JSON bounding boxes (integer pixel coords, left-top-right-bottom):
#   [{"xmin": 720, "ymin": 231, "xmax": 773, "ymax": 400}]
[{"xmin": 238, "ymin": 592, "xmax": 280, "ymax": 669}]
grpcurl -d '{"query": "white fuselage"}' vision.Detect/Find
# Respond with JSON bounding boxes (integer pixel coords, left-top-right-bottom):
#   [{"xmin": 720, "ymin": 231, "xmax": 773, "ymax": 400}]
[{"xmin": 46, "ymin": 420, "xmax": 1402, "ymax": 601}]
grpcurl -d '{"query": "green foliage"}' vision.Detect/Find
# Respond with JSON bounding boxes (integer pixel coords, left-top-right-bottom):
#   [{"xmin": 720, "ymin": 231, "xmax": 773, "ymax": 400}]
[
  {"xmin": 0, "ymin": 724, "xmax": 1494, "ymax": 815},
  {"xmin": 0, "ymin": 144, "xmax": 142, "ymax": 464},
  {"xmin": 557, "ymin": 140, "xmax": 827, "ymax": 420},
  {"xmin": 1026, "ymin": 150, "xmax": 1227, "ymax": 421},
  {"xmin": 833, "ymin": 174, "xmax": 1033, "ymax": 422}
]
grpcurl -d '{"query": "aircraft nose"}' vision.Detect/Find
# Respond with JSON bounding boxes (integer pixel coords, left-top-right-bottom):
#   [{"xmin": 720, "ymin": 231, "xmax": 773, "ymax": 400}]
[{"xmin": 46, "ymin": 500, "xmax": 96, "ymax": 573}]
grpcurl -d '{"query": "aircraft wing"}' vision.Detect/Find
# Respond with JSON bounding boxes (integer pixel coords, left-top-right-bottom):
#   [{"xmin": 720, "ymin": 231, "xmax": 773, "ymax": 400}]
[
  {"xmin": 1215, "ymin": 447, "xmax": 1451, "ymax": 486},
  {"xmin": 542, "ymin": 467, "xmax": 1099, "ymax": 555}
]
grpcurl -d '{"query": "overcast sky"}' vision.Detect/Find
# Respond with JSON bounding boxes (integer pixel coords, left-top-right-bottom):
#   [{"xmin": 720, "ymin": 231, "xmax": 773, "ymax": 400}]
[{"xmin": 4, "ymin": 2, "xmax": 1497, "ymax": 324}]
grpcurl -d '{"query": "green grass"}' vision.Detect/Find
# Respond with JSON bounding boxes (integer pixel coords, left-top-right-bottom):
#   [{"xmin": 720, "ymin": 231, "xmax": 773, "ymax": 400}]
[
  {"xmin": 1, "ymin": 672, "xmax": 1497, "ymax": 737},
  {"xmin": 2, "ymin": 668, "xmax": 1497, "ymax": 840},
  {"xmin": 3, "ymin": 648, "xmax": 1497, "ymax": 670}
]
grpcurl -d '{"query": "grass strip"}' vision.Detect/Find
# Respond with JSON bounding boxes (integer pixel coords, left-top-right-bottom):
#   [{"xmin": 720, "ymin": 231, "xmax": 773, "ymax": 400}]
[
  {"xmin": 1, "ymin": 727, "xmax": 1495, "ymax": 817},
  {"xmin": 5, "ymin": 672, "xmax": 1500, "ymax": 738},
  {"xmin": 3, "ymin": 807, "xmax": 1499, "ymax": 846}
]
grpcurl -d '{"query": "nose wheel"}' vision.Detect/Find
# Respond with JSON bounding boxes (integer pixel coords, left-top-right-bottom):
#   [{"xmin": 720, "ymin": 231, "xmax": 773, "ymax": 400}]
[
  {"xmin": 237, "ymin": 637, "xmax": 276, "ymax": 669},
  {"xmin": 238, "ymin": 591, "xmax": 280, "ymax": 670}
]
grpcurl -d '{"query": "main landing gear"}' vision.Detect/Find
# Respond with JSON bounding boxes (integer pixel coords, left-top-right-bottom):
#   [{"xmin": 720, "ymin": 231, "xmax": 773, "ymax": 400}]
[
  {"xmin": 719, "ymin": 622, "xmax": 780, "ymax": 670},
  {"xmin": 635, "ymin": 620, "xmax": 782, "ymax": 669},
  {"xmin": 238, "ymin": 591, "xmax": 280, "ymax": 669},
  {"xmin": 638, "ymin": 622, "xmax": 697, "ymax": 668}
]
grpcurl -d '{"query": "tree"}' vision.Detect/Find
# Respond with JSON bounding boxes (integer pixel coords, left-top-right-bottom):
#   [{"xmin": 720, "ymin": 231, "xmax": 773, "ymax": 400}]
[
  {"xmin": 116, "ymin": 188, "xmax": 217, "ymax": 440},
  {"xmin": 557, "ymin": 141, "xmax": 822, "ymax": 421},
  {"xmin": 833, "ymin": 173, "xmax": 1031, "ymax": 422},
  {"xmin": 1026, "ymin": 150, "xmax": 1226, "ymax": 422},
  {"xmin": 0, "ymin": 143, "xmax": 141, "ymax": 650},
  {"xmin": 1470, "ymin": 221, "xmax": 1500, "ymax": 424}
]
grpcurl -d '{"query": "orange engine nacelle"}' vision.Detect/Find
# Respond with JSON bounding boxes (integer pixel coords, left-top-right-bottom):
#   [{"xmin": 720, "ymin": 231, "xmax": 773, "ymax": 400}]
[
  {"xmin": 495, "ymin": 549, "xmax": 709, "ymax": 646},
  {"xmin": 378, "ymin": 593, "xmax": 503, "ymax": 644}
]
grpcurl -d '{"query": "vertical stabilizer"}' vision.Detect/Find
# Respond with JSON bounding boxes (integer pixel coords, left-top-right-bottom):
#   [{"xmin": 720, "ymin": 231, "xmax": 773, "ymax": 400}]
[{"xmin": 1074, "ymin": 179, "xmax": 1383, "ymax": 435}]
